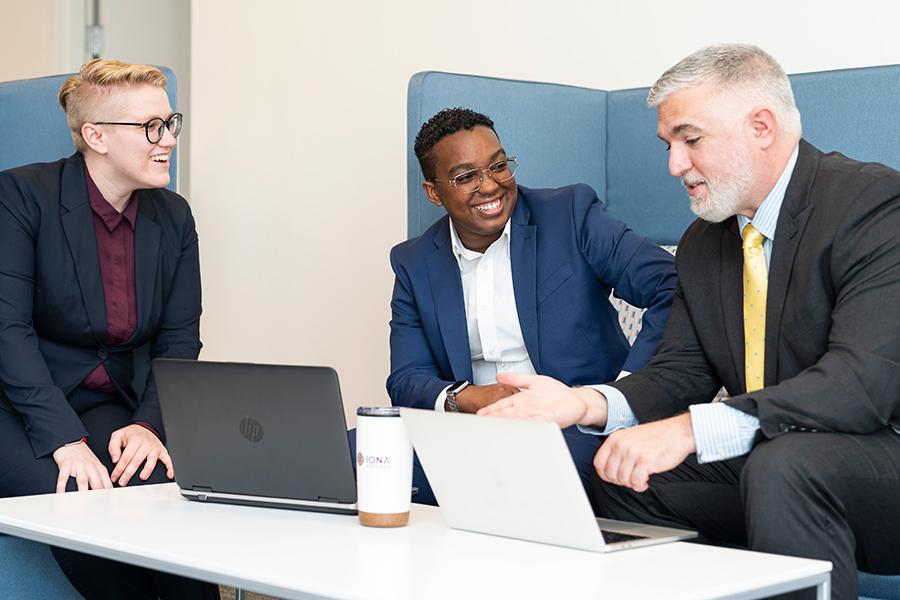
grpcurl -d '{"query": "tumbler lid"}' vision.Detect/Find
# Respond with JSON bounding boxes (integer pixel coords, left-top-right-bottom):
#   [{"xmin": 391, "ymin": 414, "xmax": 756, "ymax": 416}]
[{"xmin": 357, "ymin": 406, "xmax": 401, "ymax": 417}]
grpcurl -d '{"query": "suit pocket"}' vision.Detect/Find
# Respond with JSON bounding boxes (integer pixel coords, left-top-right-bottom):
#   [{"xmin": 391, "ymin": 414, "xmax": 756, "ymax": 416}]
[{"xmin": 537, "ymin": 263, "xmax": 575, "ymax": 305}]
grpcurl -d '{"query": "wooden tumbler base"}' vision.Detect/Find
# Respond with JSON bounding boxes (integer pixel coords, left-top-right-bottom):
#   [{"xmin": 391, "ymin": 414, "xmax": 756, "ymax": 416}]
[{"xmin": 358, "ymin": 510, "xmax": 410, "ymax": 528}]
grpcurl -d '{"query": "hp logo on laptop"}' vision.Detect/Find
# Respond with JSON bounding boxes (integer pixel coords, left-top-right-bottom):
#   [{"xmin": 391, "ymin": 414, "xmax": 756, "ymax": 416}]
[{"xmin": 239, "ymin": 417, "xmax": 264, "ymax": 443}]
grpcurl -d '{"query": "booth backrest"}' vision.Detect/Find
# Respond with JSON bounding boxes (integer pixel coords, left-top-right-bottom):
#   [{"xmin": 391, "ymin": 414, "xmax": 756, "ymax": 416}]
[{"xmin": 407, "ymin": 65, "xmax": 900, "ymax": 245}]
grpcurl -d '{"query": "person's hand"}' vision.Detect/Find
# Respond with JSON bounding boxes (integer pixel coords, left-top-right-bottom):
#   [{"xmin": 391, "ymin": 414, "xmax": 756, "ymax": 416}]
[
  {"xmin": 477, "ymin": 372, "xmax": 608, "ymax": 429},
  {"xmin": 52, "ymin": 440, "xmax": 114, "ymax": 493},
  {"xmin": 108, "ymin": 424, "xmax": 174, "ymax": 487},
  {"xmin": 454, "ymin": 383, "xmax": 520, "ymax": 413},
  {"xmin": 593, "ymin": 413, "xmax": 696, "ymax": 492}
]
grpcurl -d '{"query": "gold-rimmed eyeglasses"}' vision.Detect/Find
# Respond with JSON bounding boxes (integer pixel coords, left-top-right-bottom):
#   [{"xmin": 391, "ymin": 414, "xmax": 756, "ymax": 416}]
[{"xmin": 430, "ymin": 156, "xmax": 518, "ymax": 194}]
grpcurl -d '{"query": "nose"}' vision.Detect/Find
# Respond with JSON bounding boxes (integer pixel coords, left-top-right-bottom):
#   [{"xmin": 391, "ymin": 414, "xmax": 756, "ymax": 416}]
[
  {"xmin": 477, "ymin": 168, "xmax": 500, "ymax": 195},
  {"xmin": 158, "ymin": 125, "xmax": 177, "ymax": 148},
  {"xmin": 668, "ymin": 145, "xmax": 691, "ymax": 177}
]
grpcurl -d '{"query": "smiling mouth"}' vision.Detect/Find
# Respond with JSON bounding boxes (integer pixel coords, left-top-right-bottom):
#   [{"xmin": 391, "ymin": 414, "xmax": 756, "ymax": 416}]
[
  {"xmin": 472, "ymin": 196, "xmax": 503, "ymax": 215},
  {"xmin": 150, "ymin": 153, "xmax": 170, "ymax": 163}
]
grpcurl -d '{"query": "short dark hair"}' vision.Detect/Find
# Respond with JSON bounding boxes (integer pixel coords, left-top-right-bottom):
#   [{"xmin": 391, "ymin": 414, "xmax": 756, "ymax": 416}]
[{"xmin": 414, "ymin": 108, "xmax": 496, "ymax": 180}]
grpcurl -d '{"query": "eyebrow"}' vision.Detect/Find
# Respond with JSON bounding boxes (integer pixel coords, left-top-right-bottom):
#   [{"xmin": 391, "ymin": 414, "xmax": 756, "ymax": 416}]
[{"xmin": 448, "ymin": 149, "xmax": 507, "ymax": 175}]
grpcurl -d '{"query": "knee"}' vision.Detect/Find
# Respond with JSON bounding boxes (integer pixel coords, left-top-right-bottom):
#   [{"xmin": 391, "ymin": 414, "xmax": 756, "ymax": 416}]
[{"xmin": 741, "ymin": 434, "xmax": 839, "ymax": 505}]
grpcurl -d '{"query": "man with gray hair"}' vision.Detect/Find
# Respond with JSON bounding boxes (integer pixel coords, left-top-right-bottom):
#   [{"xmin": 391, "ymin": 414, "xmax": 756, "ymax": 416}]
[{"xmin": 481, "ymin": 44, "xmax": 900, "ymax": 599}]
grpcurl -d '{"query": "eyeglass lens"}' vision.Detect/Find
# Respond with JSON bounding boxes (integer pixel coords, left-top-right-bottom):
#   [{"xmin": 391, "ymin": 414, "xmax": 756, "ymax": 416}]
[
  {"xmin": 147, "ymin": 114, "xmax": 183, "ymax": 143},
  {"xmin": 453, "ymin": 158, "xmax": 517, "ymax": 193}
]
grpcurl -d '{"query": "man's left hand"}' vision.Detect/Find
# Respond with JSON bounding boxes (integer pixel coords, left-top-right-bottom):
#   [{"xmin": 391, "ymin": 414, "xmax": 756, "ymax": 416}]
[
  {"xmin": 594, "ymin": 413, "xmax": 696, "ymax": 493},
  {"xmin": 108, "ymin": 424, "xmax": 175, "ymax": 486}
]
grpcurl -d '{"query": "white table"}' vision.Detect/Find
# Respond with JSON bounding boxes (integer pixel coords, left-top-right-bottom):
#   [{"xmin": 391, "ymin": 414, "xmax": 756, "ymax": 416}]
[{"xmin": 0, "ymin": 483, "xmax": 830, "ymax": 600}]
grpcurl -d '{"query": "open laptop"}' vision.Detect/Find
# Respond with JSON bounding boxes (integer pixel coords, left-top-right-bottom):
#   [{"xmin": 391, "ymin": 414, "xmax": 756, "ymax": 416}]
[
  {"xmin": 400, "ymin": 408, "xmax": 696, "ymax": 552},
  {"xmin": 153, "ymin": 359, "xmax": 357, "ymax": 515}
]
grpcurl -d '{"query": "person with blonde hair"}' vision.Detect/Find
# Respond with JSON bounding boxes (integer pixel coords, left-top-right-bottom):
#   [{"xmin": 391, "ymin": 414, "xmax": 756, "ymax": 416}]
[{"xmin": 0, "ymin": 59, "xmax": 218, "ymax": 599}]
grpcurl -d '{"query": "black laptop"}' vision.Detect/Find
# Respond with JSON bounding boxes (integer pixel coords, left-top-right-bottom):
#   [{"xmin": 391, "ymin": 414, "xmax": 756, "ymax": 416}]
[{"xmin": 152, "ymin": 359, "xmax": 357, "ymax": 515}]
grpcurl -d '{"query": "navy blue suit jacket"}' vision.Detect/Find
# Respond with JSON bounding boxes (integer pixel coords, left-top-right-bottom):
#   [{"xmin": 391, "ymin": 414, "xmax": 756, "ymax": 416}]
[
  {"xmin": 387, "ymin": 184, "xmax": 677, "ymax": 409},
  {"xmin": 0, "ymin": 154, "xmax": 202, "ymax": 458}
]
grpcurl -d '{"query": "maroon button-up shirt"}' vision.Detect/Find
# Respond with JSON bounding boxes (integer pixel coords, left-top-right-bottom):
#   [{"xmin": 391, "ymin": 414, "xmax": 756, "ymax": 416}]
[{"xmin": 80, "ymin": 170, "xmax": 139, "ymax": 391}]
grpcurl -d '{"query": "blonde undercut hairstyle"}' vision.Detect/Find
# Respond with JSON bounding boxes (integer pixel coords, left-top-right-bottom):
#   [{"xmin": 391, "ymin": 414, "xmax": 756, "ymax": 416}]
[
  {"xmin": 58, "ymin": 58, "xmax": 168, "ymax": 152},
  {"xmin": 647, "ymin": 44, "xmax": 801, "ymax": 136}
]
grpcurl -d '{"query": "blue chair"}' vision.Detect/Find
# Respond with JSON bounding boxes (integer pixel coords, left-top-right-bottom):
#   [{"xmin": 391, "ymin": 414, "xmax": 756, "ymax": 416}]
[
  {"xmin": 0, "ymin": 67, "xmax": 178, "ymax": 600},
  {"xmin": 407, "ymin": 66, "xmax": 900, "ymax": 600}
]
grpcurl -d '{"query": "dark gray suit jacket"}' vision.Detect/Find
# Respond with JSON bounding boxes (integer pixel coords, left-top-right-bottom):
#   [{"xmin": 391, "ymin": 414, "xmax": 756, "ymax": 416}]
[
  {"xmin": 0, "ymin": 154, "xmax": 202, "ymax": 458},
  {"xmin": 613, "ymin": 140, "xmax": 900, "ymax": 438}
]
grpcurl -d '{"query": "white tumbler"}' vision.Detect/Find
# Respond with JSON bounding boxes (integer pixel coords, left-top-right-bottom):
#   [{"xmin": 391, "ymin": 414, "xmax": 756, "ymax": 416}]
[{"xmin": 356, "ymin": 407, "xmax": 414, "ymax": 527}]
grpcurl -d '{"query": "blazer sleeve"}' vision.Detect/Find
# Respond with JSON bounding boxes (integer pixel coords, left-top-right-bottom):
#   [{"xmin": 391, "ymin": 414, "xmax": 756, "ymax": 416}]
[
  {"xmin": 132, "ymin": 204, "xmax": 202, "ymax": 436},
  {"xmin": 385, "ymin": 247, "xmax": 453, "ymax": 410},
  {"xmin": 611, "ymin": 279, "xmax": 724, "ymax": 423},
  {"xmin": 0, "ymin": 172, "xmax": 89, "ymax": 457},
  {"xmin": 726, "ymin": 175, "xmax": 900, "ymax": 436},
  {"xmin": 572, "ymin": 185, "xmax": 678, "ymax": 372}
]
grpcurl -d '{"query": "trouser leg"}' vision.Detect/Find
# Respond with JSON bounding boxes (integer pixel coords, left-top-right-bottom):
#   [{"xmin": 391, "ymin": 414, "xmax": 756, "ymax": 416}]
[
  {"xmin": 592, "ymin": 453, "xmax": 747, "ymax": 547},
  {"xmin": 560, "ymin": 426, "xmax": 603, "ymax": 512},
  {"xmin": 741, "ymin": 429, "xmax": 900, "ymax": 600}
]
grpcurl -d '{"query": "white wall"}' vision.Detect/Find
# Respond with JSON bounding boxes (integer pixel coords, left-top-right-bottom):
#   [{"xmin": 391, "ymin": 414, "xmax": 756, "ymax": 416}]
[
  {"xmin": 185, "ymin": 0, "xmax": 898, "ymax": 421},
  {"xmin": 0, "ymin": 0, "xmax": 84, "ymax": 81}
]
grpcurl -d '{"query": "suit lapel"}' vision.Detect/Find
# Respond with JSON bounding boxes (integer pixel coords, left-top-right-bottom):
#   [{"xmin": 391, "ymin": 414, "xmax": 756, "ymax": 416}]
[
  {"xmin": 719, "ymin": 219, "xmax": 747, "ymax": 390},
  {"xmin": 59, "ymin": 155, "xmax": 107, "ymax": 342},
  {"xmin": 425, "ymin": 220, "xmax": 473, "ymax": 382},
  {"xmin": 509, "ymin": 199, "xmax": 540, "ymax": 373},
  {"xmin": 764, "ymin": 141, "xmax": 817, "ymax": 385},
  {"xmin": 133, "ymin": 193, "xmax": 161, "ymax": 339}
]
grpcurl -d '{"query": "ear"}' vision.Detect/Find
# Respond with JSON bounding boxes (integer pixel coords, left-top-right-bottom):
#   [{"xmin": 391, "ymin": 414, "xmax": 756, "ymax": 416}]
[
  {"xmin": 81, "ymin": 122, "xmax": 110, "ymax": 155},
  {"xmin": 748, "ymin": 106, "xmax": 777, "ymax": 150},
  {"xmin": 423, "ymin": 181, "xmax": 443, "ymax": 208}
]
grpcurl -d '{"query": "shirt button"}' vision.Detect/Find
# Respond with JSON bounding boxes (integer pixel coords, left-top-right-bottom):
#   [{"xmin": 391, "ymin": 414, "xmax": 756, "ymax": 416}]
[{"xmin": 98, "ymin": 349, "xmax": 108, "ymax": 360}]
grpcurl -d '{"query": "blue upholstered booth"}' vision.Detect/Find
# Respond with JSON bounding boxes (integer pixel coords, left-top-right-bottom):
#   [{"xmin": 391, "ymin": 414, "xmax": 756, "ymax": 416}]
[
  {"xmin": 0, "ymin": 67, "xmax": 178, "ymax": 600},
  {"xmin": 407, "ymin": 66, "xmax": 900, "ymax": 600}
]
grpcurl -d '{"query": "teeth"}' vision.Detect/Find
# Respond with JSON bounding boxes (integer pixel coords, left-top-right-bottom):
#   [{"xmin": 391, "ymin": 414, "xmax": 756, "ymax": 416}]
[
  {"xmin": 474, "ymin": 199, "xmax": 501, "ymax": 212},
  {"xmin": 150, "ymin": 155, "xmax": 169, "ymax": 163}
]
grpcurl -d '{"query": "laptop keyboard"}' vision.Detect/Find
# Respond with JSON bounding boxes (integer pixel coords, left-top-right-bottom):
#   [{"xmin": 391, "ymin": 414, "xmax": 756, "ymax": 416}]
[{"xmin": 600, "ymin": 530, "xmax": 648, "ymax": 544}]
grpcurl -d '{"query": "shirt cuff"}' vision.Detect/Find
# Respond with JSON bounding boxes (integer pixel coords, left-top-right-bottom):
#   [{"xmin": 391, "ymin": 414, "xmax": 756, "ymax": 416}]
[
  {"xmin": 576, "ymin": 384, "xmax": 639, "ymax": 436},
  {"xmin": 131, "ymin": 420, "xmax": 162, "ymax": 440},
  {"xmin": 435, "ymin": 384, "xmax": 452, "ymax": 412},
  {"xmin": 688, "ymin": 403, "xmax": 760, "ymax": 463}
]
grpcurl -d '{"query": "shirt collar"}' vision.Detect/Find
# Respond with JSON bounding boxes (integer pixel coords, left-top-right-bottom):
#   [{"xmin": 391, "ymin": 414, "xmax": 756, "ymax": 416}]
[
  {"xmin": 449, "ymin": 218, "xmax": 511, "ymax": 264},
  {"xmin": 736, "ymin": 144, "xmax": 799, "ymax": 242},
  {"xmin": 84, "ymin": 167, "xmax": 140, "ymax": 232}
]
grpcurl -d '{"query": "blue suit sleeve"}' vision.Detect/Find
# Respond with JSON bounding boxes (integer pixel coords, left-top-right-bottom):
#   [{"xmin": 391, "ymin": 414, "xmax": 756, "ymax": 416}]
[
  {"xmin": 573, "ymin": 185, "xmax": 677, "ymax": 373},
  {"xmin": 385, "ymin": 247, "xmax": 453, "ymax": 410}
]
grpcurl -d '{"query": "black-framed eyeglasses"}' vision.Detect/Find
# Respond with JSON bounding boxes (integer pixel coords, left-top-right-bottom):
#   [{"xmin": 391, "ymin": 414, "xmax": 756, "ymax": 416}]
[
  {"xmin": 93, "ymin": 112, "xmax": 183, "ymax": 144},
  {"xmin": 430, "ymin": 156, "xmax": 518, "ymax": 194}
]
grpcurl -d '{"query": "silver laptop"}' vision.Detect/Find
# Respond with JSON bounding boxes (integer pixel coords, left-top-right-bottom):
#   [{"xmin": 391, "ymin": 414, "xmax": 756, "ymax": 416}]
[
  {"xmin": 153, "ymin": 359, "xmax": 357, "ymax": 515},
  {"xmin": 400, "ymin": 408, "xmax": 696, "ymax": 552}
]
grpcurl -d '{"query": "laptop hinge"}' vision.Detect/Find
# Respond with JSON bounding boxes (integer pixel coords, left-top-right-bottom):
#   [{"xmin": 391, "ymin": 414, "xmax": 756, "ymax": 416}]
[
  {"xmin": 317, "ymin": 496, "xmax": 339, "ymax": 503},
  {"xmin": 191, "ymin": 486, "xmax": 213, "ymax": 501}
]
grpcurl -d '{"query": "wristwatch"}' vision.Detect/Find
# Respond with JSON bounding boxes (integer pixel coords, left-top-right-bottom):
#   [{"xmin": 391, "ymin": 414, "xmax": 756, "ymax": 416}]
[{"xmin": 444, "ymin": 380, "xmax": 470, "ymax": 413}]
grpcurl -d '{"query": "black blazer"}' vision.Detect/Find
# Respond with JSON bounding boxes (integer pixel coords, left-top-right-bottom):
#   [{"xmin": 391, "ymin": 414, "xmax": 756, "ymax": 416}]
[
  {"xmin": 0, "ymin": 154, "xmax": 202, "ymax": 458},
  {"xmin": 613, "ymin": 140, "xmax": 900, "ymax": 438}
]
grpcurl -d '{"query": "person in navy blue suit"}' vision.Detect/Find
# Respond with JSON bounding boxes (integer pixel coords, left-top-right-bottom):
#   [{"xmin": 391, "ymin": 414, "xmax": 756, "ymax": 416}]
[{"xmin": 385, "ymin": 108, "xmax": 677, "ymax": 503}]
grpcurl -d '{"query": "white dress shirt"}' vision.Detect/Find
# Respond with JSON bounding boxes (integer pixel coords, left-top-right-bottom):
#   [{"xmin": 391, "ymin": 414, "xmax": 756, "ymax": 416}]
[{"xmin": 434, "ymin": 219, "xmax": 536, "ymax": 411}]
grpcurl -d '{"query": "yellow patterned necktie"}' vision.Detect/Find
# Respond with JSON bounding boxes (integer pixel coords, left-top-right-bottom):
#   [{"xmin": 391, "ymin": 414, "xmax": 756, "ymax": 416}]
[{"xmin": 742, "ymin": 224, "xmax": 768, "ymax": 392}]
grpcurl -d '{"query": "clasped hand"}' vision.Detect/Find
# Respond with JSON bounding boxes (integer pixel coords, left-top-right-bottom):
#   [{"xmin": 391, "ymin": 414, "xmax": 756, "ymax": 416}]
[{"xmin": 52, "ymin": 424, "xmax": 174, "ymax": 493}]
